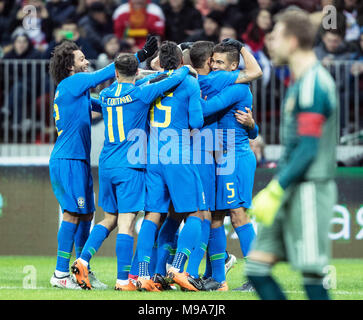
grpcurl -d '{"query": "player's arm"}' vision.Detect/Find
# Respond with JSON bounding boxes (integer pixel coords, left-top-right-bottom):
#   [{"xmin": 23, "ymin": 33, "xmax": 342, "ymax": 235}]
[
  {"xmin": 138, "ymin": 66, "xmax": 189, "ymax": 105},
  {"xmin": 91, "ymin": 97, "xmax": 102, "ymax": 113},
  {"xmin": 222, "ymin": 38, "xmax": 263, "ymax": 83},
  {"xmin": 188, "ymin": 77, "xmax": 204, "ymax": 129},
  {"xmin": 201, "ymin": 84, "xmax": 248, "ymax": 117}
]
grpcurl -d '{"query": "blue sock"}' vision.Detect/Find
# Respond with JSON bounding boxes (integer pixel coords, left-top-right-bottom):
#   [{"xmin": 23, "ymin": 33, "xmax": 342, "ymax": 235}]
[
  {"xmin": 136, "ymin": 219, "xmax": 158, "ymax": 278},
  {"xmin": 186, "ymin": 219, "xmax": 211, "ymax": 278},
  {"xmin": 167, "ymin": 232, "xmax": 179, "ymax": 266},
  {"xmin": 116, "ymin": 233, "xmax": 134, "ymax": 281},
  {"xmin": 155, "ymin": 217, "xmax": 180, "ymax": 276},
  {"xmin": 235, "ymin": 223, "xmax": 256, "ymax": 257},
  {"xmin": 129, "ymin": 248, "xmax": 139, "ymax": 277},
  {"xmin": 80, "ymin": 224, "xmax": 110, "ymax": 264},
  {"xmin": 56, "ymin": 220, "xmax": 78, "ymax": 273},
  {"xmin": 203, "ymin": 250, "xmax": 212, "ymax": 279},
  {"xmin": 149, "ymin": 240, "xmax": 158, "ymax": 277},
  {"xmin": 75, "ymin": 220, "xmax": 91, "ymax": 259},
  {"xmin": 172, "ymin": 216, "xmax": 202, "ymax": 272},
  {"xmin": 209, "ymin": 226, "xmax": 227, "ymax": 283}
]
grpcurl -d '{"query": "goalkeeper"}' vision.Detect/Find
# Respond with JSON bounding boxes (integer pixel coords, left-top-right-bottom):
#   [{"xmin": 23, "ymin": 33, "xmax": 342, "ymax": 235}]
[{"xmin": 240, "ymin": 10, "xmax": 338, "ymax": 300}]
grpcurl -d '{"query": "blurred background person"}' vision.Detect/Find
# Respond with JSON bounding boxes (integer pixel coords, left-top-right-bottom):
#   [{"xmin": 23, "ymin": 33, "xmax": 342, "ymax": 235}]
[
  {"xmin": 46, "ymin": 0, "xmax": 76, "ymax": 29},
  {"xmin": 113, "ymin": 0, "xmax": 165, "ymax": 49},
  {"xmin": 162, "ymin": 0, "xmax": 203, "ymax": 44},
  {"xmin": 43, "ymin": 19, "xmax": 98, "ymax": 59},
  {"xmin": 186, "ymin": 10, "xmax": 222, "ymax": 43},
  {"xmin": 2, "ymin": 31, "xmax": 42, "ymax": 130},
  {"xmin": 241, "ymin": 8, "xmax": 273, "ymax": 54},
  {"xmin": 78, "ymin": 1, "xmax": 114, "ymax": 55}
]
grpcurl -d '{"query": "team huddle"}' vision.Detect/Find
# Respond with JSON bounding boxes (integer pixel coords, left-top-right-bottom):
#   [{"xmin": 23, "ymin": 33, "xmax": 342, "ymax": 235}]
[{"xmin": 48, "ymin": 10, "xmax": 338, "ymax": 300}]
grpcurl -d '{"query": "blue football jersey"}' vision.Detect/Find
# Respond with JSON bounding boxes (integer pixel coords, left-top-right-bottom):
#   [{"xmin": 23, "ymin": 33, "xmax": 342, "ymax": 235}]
[
  {"xmin": 148, "ymin": 74, "xmax": 204, "ymax": 164},
  {"xmin": 197, "ymin": 70, "xmax": 239, "ymax": 151},
  {"xmin": 50, "ymin": 63, "xmax": 115, "ymax": 163},
  {"xmin": 98, "ymin": 66, "xmax": 190, "ymax": 169}
]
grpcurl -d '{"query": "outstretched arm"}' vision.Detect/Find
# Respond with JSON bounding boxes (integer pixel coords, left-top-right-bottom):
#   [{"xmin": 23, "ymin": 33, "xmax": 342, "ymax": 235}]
[{"xmin": 221, "ymin": 38, "xmax": 263, "ymax": 83}]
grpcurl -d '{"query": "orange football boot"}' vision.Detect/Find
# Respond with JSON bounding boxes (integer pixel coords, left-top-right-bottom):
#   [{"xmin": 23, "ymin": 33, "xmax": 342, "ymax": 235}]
[
  {"xmin": 114, "ymin": 280, "xmax": 137, "ymax": 291},
  {"xmin": 167, "ymin": 267, "xmax": 198, "ymax": 291},
  {"xmin": 136, "ymin": 277, "xmax": 161, "ymax": 292},
  {"xmin": 217, "ymin": 282, "xmax": 229, "ymax": 291},
  {"xmin": 71, "ymin": 259, "xmax": 91, "ymax": 290}
]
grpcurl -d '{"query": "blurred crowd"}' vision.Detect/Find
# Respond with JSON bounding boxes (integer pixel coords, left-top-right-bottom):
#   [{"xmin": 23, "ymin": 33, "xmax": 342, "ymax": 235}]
[
  {"xmin": 0, "ymin": 0, "xmax": 362, "ymax": 144},
  {"xmin": 0, "ymin": 0, "xmax": 362, "ymax": 64}
]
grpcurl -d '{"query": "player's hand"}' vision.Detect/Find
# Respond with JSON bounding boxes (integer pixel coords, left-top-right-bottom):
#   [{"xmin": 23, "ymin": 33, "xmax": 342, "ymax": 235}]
[
  {"xmin": 184, "ymin": 64, "xmax": 198, "ymax": 78},
  {"xmin": 137, "ymin": 35, "xmax": 159, "ymax": 63},
  {"xmin": 235, "ymin": 108, "xmax": 255, "ymax": 129},
  {"xmin": 248, "ymin": 180, "xmax": 284, "ymax": 226},
  {"xmin": 222, "ymin": 38, "xmax": 244, "ymax": 52},
  {"xmin": 179, "ymin": 42, "xmax": 194, "ymax": 51}
]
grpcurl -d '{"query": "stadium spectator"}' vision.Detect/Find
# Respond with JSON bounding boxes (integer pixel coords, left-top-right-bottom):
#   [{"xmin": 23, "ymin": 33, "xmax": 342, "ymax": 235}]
[
  {"xmin": 113, "ymin": 0, "xmax": 165, "ymax": 49},
  {"xmin": 206, "ymin": 0, "xmax": 245, "ymax": 35},
  {"xmin": 3, "ymin": 31, "xmax": 42, "ymax": 130},
  {"xmin": 76, "ymin": 0, "xmax": 116, "ymax": 19},
  {"xmin": 314, "ymin": 28, "xmax": 352, "ymax": 64},
  {"xmin": 10, "ymin": 0, "xmax": 53, "ymax": 52},
  {"xmin": 43, "ymin": 20, "xmax": 98, "ymax": 60},
  {"xmin": 0, "ymin": 0, "xmax": 17, "ymax": 50},
  {"xmin": 161, "ymin": 0, "xmax": 203, "ymax": 44},
  {"xmin": 219, "ymin": 24, "xmax": 238, "ymax": 42},
  {"xmin": 185, "ymin": 10, "xmax": 223, "ymax": 43},
  {"xmin": 241, "ymin": 9, "xmax": 273, "ymax": 53},
  {"xmin": 78, "ymin": 1, "xmax": 114, "ymax": 54},
  {"xmin": 336, "ymin": 0, "xmax": 361, "ymax": 42},
  {"xmin": 46, "ymin": 0, "xmax": 77, "ymax": 29}
]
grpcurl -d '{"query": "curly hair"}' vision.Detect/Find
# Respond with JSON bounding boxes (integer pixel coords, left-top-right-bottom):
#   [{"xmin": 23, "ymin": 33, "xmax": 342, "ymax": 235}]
[
  {"xmin": 49, "ymin": 40, "xmax": 80, "ymax": 85},
  {"xmin": 159, "ymin": 41, "xmax": 183, "ymax": 70}
]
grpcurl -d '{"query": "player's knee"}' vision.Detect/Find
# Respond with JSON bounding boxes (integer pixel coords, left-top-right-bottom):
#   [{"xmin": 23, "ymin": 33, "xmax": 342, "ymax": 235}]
[
  {"xmin": 63, "ymin": 211, "xmax": 81, "ymax": 224},
  {"xmin": 211, "ymin": 210, "xmax": 225, "ymax": 228}
]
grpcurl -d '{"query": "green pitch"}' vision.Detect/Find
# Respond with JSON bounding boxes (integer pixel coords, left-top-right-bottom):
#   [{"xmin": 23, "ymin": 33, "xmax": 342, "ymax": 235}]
[{"xmin": 0, "ymin": 256, "xmax": 362, "ymax": 300}]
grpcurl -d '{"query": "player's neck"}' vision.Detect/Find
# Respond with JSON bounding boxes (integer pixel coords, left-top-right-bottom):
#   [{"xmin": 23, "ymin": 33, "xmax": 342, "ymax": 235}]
[
  {"xmin": 117, "ymin": 77, "xmax": 135, "ymax": 85},
  {"xmin": 195, "ymin": 66, "xmax": 210, "ymax": 76},
  {"xmin": 288, "ymin": 50, "xmax": 317, "ymax": 80}
]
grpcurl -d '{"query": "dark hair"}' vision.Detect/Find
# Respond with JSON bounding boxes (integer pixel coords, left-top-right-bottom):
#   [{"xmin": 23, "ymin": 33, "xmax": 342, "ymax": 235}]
[
  {"xmin": 189, "ymin": 41, "xmax": 214, "ymax": 68},
  {"xmin": 248, "ymin": 9, "xmax": 272, "ymax": 44},
  {"xmin": 49, "ymin": 40, "xmax": 80, "ymax": 85},
  {"xmin": 275, "ymin": 10, "xmax": 316, "ymax": 50},
  {"xmin": 212, "ymin": 43, "xmax": 240, "ymax": 65},
  {"xmin": 114, "ymin": 53, "xmax": 138, "ymax": 77},
  {"xmin": 159, "ymin": 41, "xmax": 183, "ymax": 70}
]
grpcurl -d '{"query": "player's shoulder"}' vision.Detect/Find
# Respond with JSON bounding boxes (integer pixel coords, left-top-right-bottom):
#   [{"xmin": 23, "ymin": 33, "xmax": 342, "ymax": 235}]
[
  {"xmin": 298, "ymin": 62, "xmax": 336, "ymax": 110},
  {"xmin": 100, "ymin": 81, "xmax": 118, "ymax": 98}
]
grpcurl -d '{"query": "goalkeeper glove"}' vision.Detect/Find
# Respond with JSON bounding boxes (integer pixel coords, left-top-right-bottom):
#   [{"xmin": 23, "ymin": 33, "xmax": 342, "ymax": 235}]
[
  {"xmin": 248, "ymin": 179, "xmax": 284, "ymax": 227},
  {"xmin": 137, "ymin": 35, "xmax": 158, "ymax": 63},
  {"xmin": 221, "ymin": 38, "xmax": 244, "ymax": 52}
]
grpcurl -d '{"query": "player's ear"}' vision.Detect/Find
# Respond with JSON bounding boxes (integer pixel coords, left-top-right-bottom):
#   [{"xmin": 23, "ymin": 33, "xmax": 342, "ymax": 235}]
[{"xmin": 115, "ymin": 69, "xmax": 119, "ymax": 79}]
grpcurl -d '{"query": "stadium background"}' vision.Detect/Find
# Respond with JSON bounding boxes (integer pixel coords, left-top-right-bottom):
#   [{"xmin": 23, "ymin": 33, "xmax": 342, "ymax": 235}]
[{"xmin": 0, "ymin": 0, "xmax": 362, "ymax": 260}]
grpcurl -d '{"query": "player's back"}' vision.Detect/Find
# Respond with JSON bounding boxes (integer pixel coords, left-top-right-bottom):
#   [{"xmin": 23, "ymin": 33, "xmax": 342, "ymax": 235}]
[
  {"xmin": 280, "ymin": 62, "xmax": 337, "ymax": 180},
  {"xmin": 148, "ymin": 74, "xmax": 203, "ymax": 164},
  {"xmin": 50, "ymin": 75, "xmax": 93, "ymax": 162},
  {"xmin": 99, "ymin": 82, "xmax": 151, "ymax": 169}
]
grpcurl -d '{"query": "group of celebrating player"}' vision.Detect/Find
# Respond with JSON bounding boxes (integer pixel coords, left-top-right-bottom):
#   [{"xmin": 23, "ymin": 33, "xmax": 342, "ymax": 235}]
[{"xmin": 48, "ymin": 9, "xmax": 338, "ymax": 300}]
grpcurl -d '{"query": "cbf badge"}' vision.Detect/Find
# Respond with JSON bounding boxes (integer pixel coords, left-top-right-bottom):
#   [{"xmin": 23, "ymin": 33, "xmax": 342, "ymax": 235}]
[{"xmin": 77, "ymin": 197, "xmax": 85, "ymax": 209}]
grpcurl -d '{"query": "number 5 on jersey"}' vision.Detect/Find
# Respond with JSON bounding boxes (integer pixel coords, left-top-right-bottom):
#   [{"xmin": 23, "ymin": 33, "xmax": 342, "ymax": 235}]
[{"xmin": 150, "ymin": 92, "xmax": 173, "ymax": 128}]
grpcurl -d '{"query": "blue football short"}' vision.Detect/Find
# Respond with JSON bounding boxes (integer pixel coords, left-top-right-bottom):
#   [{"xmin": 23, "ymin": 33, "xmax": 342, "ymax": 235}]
[
  {"xmin": 98, "ymin": 167, "xmax": 145, "ymax": 213},
  {"xmin": 49, "ymin": 158, "xmax": 95, "ymax": 214},
  {"xmin": 145, "ymin": 163, "xmax": 206, "ymax": 213},
  {"xmin": 215, "ymin": 150, "xmax": 256, "ymax": 211},
  {"xmin": 195, "ymin": 150, "xmax": 216, "ymax": 212}
]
